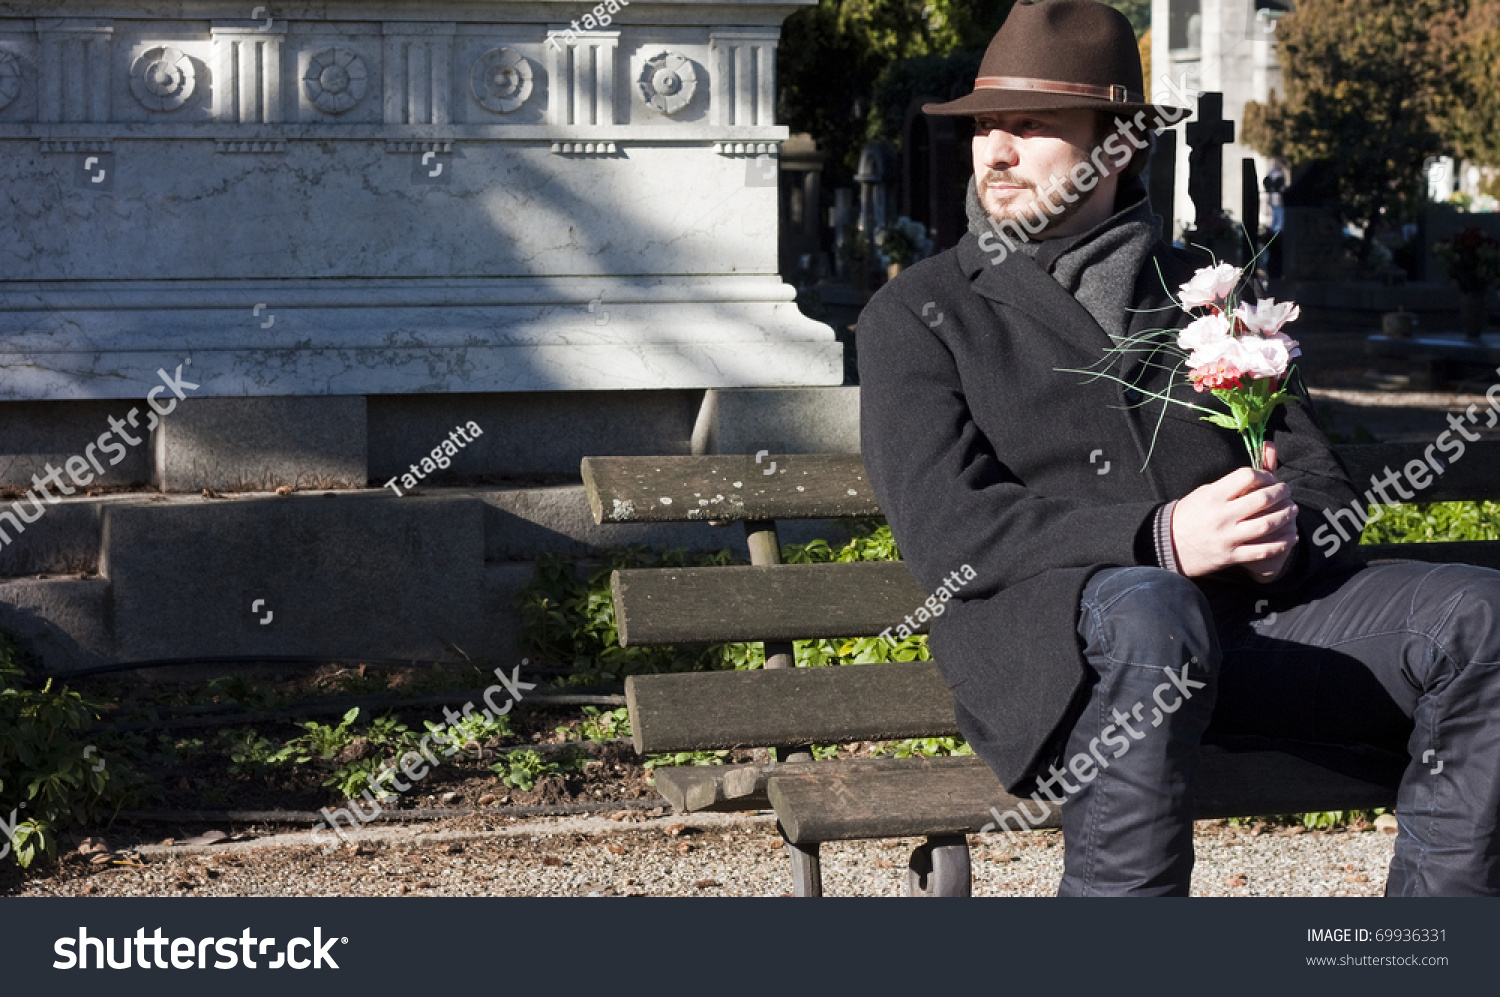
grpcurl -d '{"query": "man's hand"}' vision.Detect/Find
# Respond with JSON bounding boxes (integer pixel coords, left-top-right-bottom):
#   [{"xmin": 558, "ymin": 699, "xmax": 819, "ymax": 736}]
[{"xmin": 1170, "ymin": 441, "xmax": 1299, "ymax": 581}]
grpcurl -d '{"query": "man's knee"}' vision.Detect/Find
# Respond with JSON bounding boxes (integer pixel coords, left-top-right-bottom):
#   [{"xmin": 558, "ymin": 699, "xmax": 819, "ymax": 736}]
[
  {"xmin": 1431, "ymin": 566, "xmax": 1500, "ymax": 665},
  {"xmin": 1084, "ymin": 567, "xmax": 1218, "ymax": 668}
]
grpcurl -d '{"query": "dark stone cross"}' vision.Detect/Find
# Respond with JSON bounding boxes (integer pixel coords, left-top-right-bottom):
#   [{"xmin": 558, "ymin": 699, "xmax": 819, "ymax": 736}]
[{"xmin": 1185, "ymin": 91, "xmax": 1236, "ymax": 229}]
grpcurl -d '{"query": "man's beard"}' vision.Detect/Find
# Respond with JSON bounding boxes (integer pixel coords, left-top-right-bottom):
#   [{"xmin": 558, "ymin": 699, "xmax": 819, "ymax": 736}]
[{"xmin": 976, "ymin": 166, "xmax": 1099, "ymax": 236}]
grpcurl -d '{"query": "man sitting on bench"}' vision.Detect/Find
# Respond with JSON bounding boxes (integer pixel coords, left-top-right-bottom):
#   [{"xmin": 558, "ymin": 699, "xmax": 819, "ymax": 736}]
[{"xmin": 857, "ymin": 0, "xmax": 1500, "ymax": 896}]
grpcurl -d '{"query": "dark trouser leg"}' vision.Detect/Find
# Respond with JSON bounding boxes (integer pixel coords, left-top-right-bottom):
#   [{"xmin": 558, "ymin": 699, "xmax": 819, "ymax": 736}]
[
  {"xmin": 1206, "ymin": 561, "xmax": 1500, "ymax": 897},
  {"xmin": 1056, "ymin": 566, "xmax": 1221, "ymax": 896}
]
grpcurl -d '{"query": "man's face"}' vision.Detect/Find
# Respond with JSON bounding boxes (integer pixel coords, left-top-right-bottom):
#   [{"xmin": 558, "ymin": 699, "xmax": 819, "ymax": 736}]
[{"xmin": 971, "ymin": 108, "xmax": 1109, "ymax": 236}]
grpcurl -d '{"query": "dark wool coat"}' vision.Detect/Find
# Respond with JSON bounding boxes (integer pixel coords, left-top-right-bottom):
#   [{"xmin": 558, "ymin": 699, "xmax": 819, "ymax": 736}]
[{"xmin": 856, "ymin": 230, "xmax": 1364, "ymax": 790}]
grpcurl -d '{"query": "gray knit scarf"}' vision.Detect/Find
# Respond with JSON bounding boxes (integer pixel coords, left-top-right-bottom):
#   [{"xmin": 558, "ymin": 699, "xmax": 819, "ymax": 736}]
[{"xmin": 965, "ymin": 175, "xmax": 1162, "ymax": 343}]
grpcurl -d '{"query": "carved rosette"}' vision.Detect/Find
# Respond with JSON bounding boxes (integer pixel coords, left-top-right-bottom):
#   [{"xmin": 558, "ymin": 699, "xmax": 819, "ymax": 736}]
[
  {"xmin": 471, "ymin": 47, "xmax": 533, "ymax": 114},
  {"xmin": 130, "ymin": 46, "xmax": 196, "ymax": 112},
  {"xmin": 637, "ymin": 51, "xmax": 696, "ymax": 116},
  {"xmin": 304, "ymin": 48, "xmax": 368, "ymax": 115}
]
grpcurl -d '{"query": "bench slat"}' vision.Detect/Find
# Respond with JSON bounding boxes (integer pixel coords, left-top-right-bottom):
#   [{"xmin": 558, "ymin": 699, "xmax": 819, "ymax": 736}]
[
  {"xmin": 612, "ymin": 562, "xmax": 926, "ymax": 645},
  {"xmin": 1337, "ymin": 441, "xmax": 1500, "ymax": 503},
  {"xmin": 767, "ymin": 747, "xmax": 1403, "ymax": 844},
  {"xmin": 614, "ymin": 548, "xmax": 1500, "ymax": 650},
  {"xmin": 584, "ymin": 443, "xmax": 1500, "ymax": 525},
  {"xmin": 625, "ymin": 662, "xmax": 956, "ymax": 754},
  {"xmin": 653, "ymin": 757, "xmax": 957, "ymax": 813},
  {"xmin": 581, "ymin": 455, "xmax": 878, "ymax": 524}
]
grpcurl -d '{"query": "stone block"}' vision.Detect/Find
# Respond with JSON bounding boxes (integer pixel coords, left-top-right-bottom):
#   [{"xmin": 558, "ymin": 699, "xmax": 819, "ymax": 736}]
[
  {"xmin": 695, "ymin": 386, "xmax": 861, "ymax": 455},
  {"xmin": 0, "ymin": 400, "xmax": 152, "ymax": 489},
  {"xmin": 0, "ymin": 498, "xmax": 103, "ymax": 578},
  {"xmin": 153, "ymin": 396, "xmax": 367, "ymax": 492},
  {"xmin": 368, "ymin": 390, "xmax": 702, "ymax": 480},
  {"xmin": 104, "ymin": 492, "xmax": 486, "ymax": 662},
  {"xmin": 0, "ymin": 577, "xmax": 115, "ymax": 674}
]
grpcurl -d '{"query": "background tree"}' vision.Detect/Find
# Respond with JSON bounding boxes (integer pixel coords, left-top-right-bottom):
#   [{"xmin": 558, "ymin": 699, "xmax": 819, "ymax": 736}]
[
  {"xmin": 778, "ymin": 0, "xmax": 1146, "ymax": 185},
  {"xmin": 778, "ymin": 0, "xmax": 1013, "ymax": 185},
  {"xmin": 1431, "ymin": 0, "xmax": 1500, "ymax": 168},
  {"xmin": 1241, "ymin": 0, "xmax": 1450, "ymax": 270}
]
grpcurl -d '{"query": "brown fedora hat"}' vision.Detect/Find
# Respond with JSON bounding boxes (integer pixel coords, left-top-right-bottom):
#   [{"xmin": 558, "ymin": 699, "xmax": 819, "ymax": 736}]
[{"xmin": 924, "ymin": 0, "xmax": 1183, "ymax": 122}]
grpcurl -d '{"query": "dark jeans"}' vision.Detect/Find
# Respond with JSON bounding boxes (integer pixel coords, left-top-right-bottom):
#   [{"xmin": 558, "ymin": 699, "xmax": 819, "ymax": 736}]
[{"xmin": 1054, "ymin": 560, "xmax": 1500, "ymax": 896}]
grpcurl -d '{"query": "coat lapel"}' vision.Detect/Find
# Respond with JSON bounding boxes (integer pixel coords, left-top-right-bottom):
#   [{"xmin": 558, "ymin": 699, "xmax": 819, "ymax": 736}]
[{"xmin": 956, "ymin": 232, "xmax": 1123, "ymax": 368}]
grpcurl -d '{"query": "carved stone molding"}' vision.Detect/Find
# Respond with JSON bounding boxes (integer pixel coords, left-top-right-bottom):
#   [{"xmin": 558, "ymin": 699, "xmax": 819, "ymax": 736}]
[
  {"xmin": 713, "ymin": 141, "xmax": 779, "ymax": 157},
  {"xmin": 38, "ymin": 138, "xmax": 111, "ymax": 153},
  {"xmin": 304, "ymin": 47, "xmax": 368, "ymax": 115},
  {"xmin": 130, "ymin": 45, "xmax": 196, "ymax": 112},
  {"xmin": 382, "ymin": 23, "xmax": 454, "ymax": 125},
  {"xmin": 0, "ymin": 51, "xmax": 22, "ymax": 111},
  {"xmin": 386, "ymin": 139, "xmax": 453, "ymax": 153},
  {"xmin": 637, "ymin": 51, "xmax": 696, "ymax": 116},
  {"xmin": 215, "ymin": 139, "xmax": 286, "ymax": 153},
  {"xmin": 471, "ymin": 47, "xmax": 533, "ymax": 114},
  {"xmin": 546, "ymin": 29, "xmax": 617, "ymax": 126},
  {"xmin": 550, "ymin": 141, "xmax": 617, "ymax": 155},
  {"xmin": 38, "ymin": 21, "xmax": 113, "ymax": 123},
  {"xmin": 212, "ymin": 23, "xmax": 287, "ymax": 124},
  {"xmin": 709, "ymin": 28, "xmax": 778, "ymax": 128}
]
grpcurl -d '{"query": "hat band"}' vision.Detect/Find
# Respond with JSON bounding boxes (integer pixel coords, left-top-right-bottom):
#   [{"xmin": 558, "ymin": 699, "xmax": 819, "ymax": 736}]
[{"xmin": 973, "ymin": 76, "xmax": 1142, "ymax": 104}]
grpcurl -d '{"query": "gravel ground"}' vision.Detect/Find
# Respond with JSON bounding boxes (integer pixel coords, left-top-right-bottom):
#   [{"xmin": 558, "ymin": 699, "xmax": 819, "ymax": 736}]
[{"xmin": 6, "ymin": 814, "xmax": 1399, "ymax": 898}]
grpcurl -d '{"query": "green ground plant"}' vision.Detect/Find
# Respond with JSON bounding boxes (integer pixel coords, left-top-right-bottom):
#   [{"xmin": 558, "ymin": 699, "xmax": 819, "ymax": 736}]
[
  {"xmin": 559, "ymin": 705, "xmax": 632, "ymax": 743},
  {"xmin": 0, "ymin": 640, "xmax": 146, "ymax": 866},
  {"xmin": 490, "ymin": 749, "xmax": 562, "ymax": 792}
]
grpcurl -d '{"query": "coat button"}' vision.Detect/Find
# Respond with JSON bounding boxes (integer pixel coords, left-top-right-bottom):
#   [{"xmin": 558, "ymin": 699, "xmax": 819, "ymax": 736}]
[{"xmin": 1122, "ymin": 387, "xmax": 1142, "ymax": 405}]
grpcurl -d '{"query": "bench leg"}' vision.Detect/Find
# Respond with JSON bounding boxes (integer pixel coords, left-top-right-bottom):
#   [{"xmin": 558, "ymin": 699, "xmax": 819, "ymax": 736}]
[
  {"xmin": 907, "ymin": 835, "xmax": 972, "ymax": 897},
  {"xmin": 777, "ymin": 823, "xmax": 823, "ymax": 896}
]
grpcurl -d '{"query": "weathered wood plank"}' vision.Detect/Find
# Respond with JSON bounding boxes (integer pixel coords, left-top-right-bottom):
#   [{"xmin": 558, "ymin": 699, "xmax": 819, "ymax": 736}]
[
  {"xmin": 612, "ymin": 561, "xmax": 927, "ymax": 645},
  {"xmin": 583, "ymin": 444, "xmax": 1500, "ymax": 526},
  {"xmin": 612, "ymin": 546, "xmax": 1500, "ymax": 649},
  {"xmin": 766, "ymin": 747, "xmax": 1403, "ymax": 844},
  {"xmin": 1337, "ymin": 441, "xmax": 1500, "ymax": 503},
  {"xmin": 651, "ymin": 765, "xmax": 747, "ymax": 813},
  {"xmin": 1359, "ymin": 540, "xmax": 1500, "ymax": 571},
  {"xmin": 653, "ymin": 757, "xmax": 977, "ymax": 814},
  {"xmin": 625, "ymin": 662, "xmax": 957, "ymax": 754},
  {"xmin": 580, "ymin": 455, "xmax": 879, "ymax": 524}
]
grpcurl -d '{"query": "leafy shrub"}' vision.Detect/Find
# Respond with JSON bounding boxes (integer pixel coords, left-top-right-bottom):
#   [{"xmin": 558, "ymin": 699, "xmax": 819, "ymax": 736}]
[
  {"xmin": 1360, "ymin": 501, "xmax": 1500, "ymax": 545},
  {"xmin": 0, "ymin": 640, "xmax": 143, "ymax": 866}
]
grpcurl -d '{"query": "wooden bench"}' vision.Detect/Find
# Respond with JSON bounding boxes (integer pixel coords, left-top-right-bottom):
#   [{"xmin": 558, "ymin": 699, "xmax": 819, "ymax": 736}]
[{"xmin": 581, "ymin": 444, "xmax": 1500, "ymax": 896}]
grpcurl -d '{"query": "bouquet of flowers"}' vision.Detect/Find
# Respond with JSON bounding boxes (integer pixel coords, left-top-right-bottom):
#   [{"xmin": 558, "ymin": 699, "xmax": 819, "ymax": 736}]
[
  {"xmin": 1058, "ymin": 259, "xmax": 1302, "ymax": 472},
  {"xmin": 875, "ymin": 216, "xmax": 935, "ymax": 267},
  {"xmin": 1174, "ymin": 262, "xmax": 1302, "ymax": 471},
  {"xmin": 1434, "ymin": 226, "xmax": 1500, "ymax": 293}
]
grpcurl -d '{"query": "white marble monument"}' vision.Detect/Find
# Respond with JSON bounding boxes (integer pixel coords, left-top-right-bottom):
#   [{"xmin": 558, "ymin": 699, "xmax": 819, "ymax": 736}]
[{"xmin": 0, "ymin": 1, "xmax": 839, "ymax": 401}]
